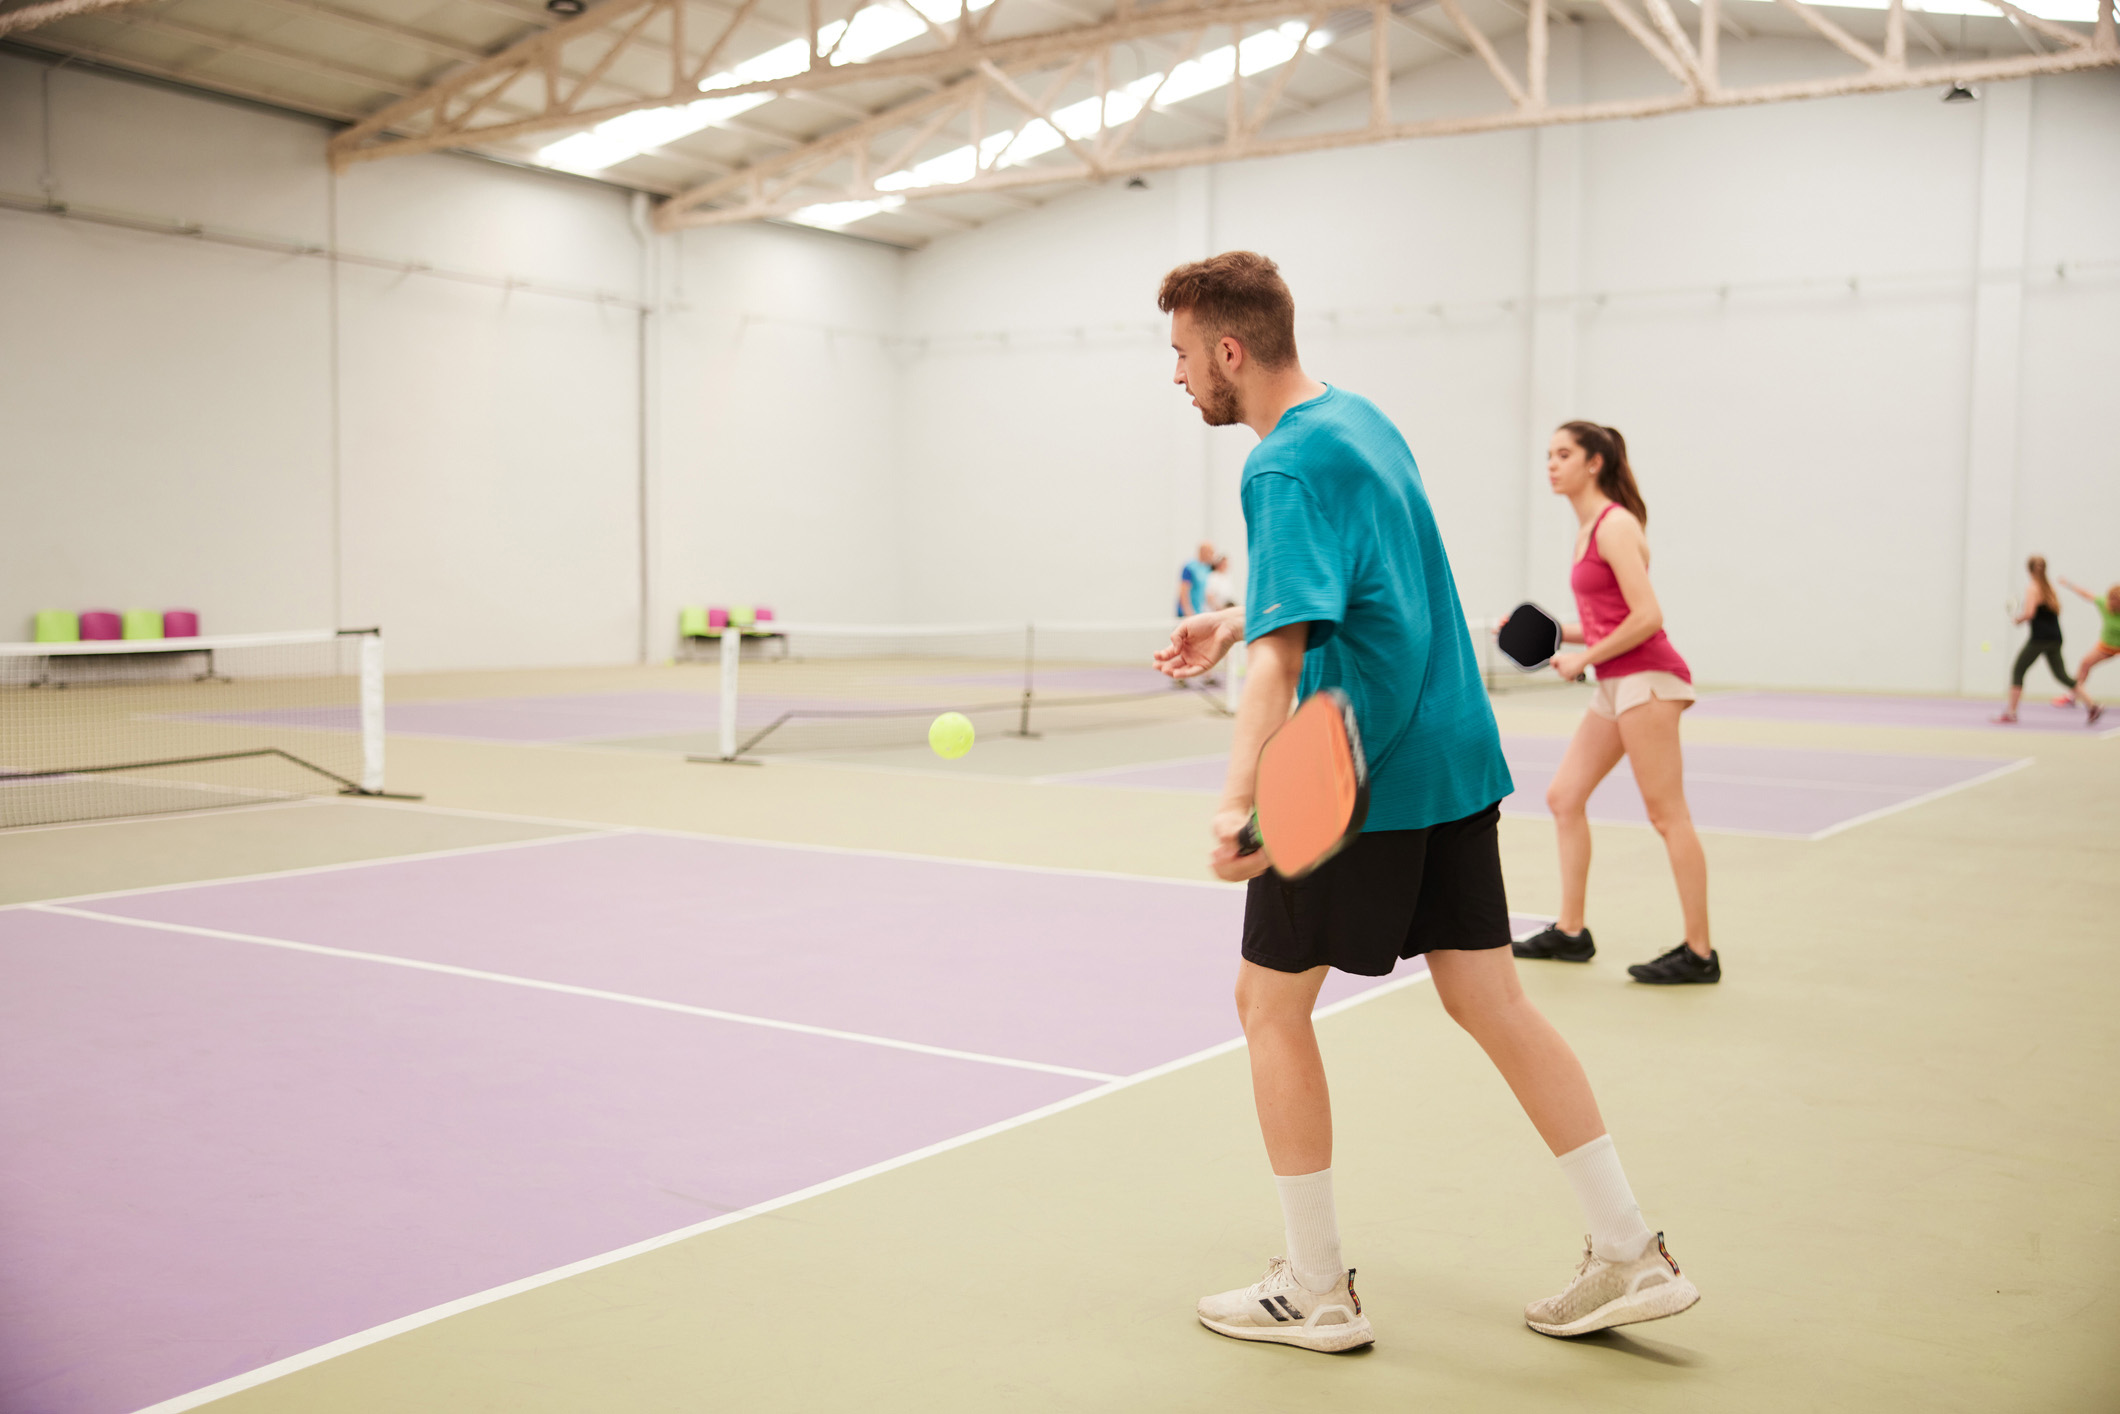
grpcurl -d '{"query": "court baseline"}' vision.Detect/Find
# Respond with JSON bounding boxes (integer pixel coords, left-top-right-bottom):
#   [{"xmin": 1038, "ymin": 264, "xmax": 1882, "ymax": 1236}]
[{"xmin": 1048, "ymin": 738, "xmax": 2029, "ymax": 840}]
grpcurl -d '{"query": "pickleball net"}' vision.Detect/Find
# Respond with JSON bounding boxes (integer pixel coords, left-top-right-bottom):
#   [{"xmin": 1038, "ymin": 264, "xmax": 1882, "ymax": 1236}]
[
  {"xmin": 692, "ymin": 619, "xmax": 1240, "ymax": 759},
  {"xmin": 0, "ymin": 628, "xmax": 396, "ymax": 830}
]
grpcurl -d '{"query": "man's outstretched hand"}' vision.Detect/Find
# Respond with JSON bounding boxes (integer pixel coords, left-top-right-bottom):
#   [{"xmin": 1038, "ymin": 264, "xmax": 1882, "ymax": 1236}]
[{"xmin": 1155, "ymin": 609, "xmax": 1243, "ymax": 681}]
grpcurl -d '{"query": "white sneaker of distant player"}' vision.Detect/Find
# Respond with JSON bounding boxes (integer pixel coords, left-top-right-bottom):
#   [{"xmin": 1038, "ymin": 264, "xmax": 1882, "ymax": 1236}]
[{"xmin": 1196, "ymin": 1257, "xmax": 1374, "ymax": 1353}]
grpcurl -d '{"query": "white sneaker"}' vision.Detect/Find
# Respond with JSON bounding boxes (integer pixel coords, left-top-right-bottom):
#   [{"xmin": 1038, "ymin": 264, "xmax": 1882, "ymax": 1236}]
[
  {"xmin": 1196, "ymin": 1257, "xmax": 1374, "ymax": 1353},
  {"xmin": 1525, "ymin": 1233, "xmax": 1700, "ymax": 1338}
]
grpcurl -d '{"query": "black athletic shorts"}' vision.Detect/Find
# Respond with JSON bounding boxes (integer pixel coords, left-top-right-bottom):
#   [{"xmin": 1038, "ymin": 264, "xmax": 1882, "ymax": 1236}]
[{"xmin": 1241, "ymin": 801, "xmax": 1512, "ymax": 976}]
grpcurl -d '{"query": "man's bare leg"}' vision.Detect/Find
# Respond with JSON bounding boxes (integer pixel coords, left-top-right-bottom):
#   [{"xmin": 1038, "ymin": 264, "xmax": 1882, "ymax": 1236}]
[
  {"xmin": 1235, "ymin": 961, "xmax": 1333, "ymax": 1173},
  {"xmin": 1194, "ymin": 960, "xmax": 1371, "ymax": 1352},
  {"xmin": 1427, "ymin": 945, "xmax": 1698, "ymax": 1334},
  {"xmin": 1426, "ymin": 946, "xmax": 1604, "ymax": 1153},
  {"xmin": 1232, "ymin": 961, "xmax": 1346, "ymax": 1297},
  {"xmin": 1427, "ymin": 946, "xmax": 1655, "ymax": 1258}
]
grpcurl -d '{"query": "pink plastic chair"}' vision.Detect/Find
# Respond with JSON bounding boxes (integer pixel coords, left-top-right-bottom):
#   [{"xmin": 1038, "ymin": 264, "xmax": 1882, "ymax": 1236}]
[
  {"xmin": 163, "ymin": 609, "xmax": 199, "ymax": 637},
  {"xmin": 755, "ymin": 606, "xmax": 775, "ymax": 623},
  {"xmin": 708, "ymin": 608, "xmax": 729, "ymax": 629},
  {"xmin": 80, "ymin": 611, "xmax": 121, "ymax": 641}
]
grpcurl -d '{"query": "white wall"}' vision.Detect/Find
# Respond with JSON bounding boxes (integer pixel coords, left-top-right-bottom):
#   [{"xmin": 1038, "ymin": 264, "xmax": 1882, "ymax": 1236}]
[
  {"xmin": 0, "ymin": 54, "xmax": 899, "ymax": 671},
  {"xmin": 5, "ymin": 43, "xmax": 2114, "ymax": 690},
  {"xmin": 0, "ymin": 58, "xmax": 339, "ymax": 640},
  {"xmin": 2017, "ymin": 69, "xmax": 2120, "ymax": 658},
  {"xmin": 332, "ymin": 154, "xmax": 645, "ymax": 672},
  {"xmin": 899, "ymin": 176, "xmax": 1204, "ymax": 622},
  {"xmin": 897, "ymin": 29, "xmax": 2120, "ymax": 693},
  {"xmin": 1569, "ymin": 28, "xmax": 1988, "ymax": 691},
  {"xmin": 654, "ymin": 221, "xmax": 905, "ymax": 634}
]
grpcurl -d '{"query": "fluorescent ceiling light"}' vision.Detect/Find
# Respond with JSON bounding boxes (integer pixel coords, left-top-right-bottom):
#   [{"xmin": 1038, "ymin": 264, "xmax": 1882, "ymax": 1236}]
[
  {"xmin": 539, "ymin": 0, "xmax": 994, "ymax": 174},
  {"xmin": 813, "ymin": 22, "xmax": 1330, "ymax": 228}
]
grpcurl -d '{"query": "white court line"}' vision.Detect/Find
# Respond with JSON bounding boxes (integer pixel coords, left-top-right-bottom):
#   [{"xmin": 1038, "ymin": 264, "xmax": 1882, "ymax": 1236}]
[
  {"xmin": 2, "ymin": 826, "xmax": 615, "ymax": 913},
  {"xmin": 6, "ymin": 792, "xmax": 1241, "ymax": 920},
  {"xmin": 0, "ymin": 795, "xmax": 328, "ymax": 838},
  {"xmin": 1670, "ymin": 768, "xmax": 2009, "ymax": 793},
  {"xmin": 29, "ymin": 903, "xmax": 1120, "ymax": 1085},
  {"xmin": 1494, "ymin": 804, "xmax": 1814, "ymax": 841},
  {"xmin": 338, "ymin": 794, "xmax": 1247, "ymax": 893},
  {"xmin": 125, "ymin": 962, "xmax": 1443, "ymax": 1414},
  {"xmin": 1802, "ymin": 755, "xmax": 2036, "ymax": 840}
]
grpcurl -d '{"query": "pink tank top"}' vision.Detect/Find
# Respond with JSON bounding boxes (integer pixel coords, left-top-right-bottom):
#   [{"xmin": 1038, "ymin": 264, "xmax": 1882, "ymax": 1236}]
[{"xmin": 1569, "ymin": 504, "xmax": 1691, "ymax": 683}]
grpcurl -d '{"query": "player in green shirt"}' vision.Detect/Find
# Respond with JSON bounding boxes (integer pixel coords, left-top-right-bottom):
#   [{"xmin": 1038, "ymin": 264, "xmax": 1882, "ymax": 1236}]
[{"xmin": 2060, "ymin": 576, "xmax": 2117, "ymax": 726}]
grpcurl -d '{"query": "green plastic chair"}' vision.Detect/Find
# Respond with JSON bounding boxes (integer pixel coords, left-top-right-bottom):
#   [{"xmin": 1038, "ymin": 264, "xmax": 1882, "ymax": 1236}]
[
  {"xmin": 122, "ymin": 609, "xmax": 162, "ymax": 640},
  {"xmin": 678, "ymin": 605, "xmax": 712, "ymax": 638},
  {"xmin": 33, "ymin": 610, "xmax": 79, "ymax": 643},
  {"xmin": 729, "ymin": 604, "xmax": 757, "ymax": 630}
]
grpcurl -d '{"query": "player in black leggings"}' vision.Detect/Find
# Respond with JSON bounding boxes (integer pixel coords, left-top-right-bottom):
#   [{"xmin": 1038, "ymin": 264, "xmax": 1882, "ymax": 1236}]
[{"xmin": 1997, "ymin": 556, "xmax": 2073, "ymax": 724}]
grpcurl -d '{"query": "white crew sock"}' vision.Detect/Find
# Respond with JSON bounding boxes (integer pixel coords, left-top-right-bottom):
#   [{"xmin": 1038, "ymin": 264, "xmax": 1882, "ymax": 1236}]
[
  {"xmin": 1274, "ymin": 1168, "xmax": 1344, "ymax": 1293},
  {"xmin": 1557, "ymin": 1134, "xmax": 1655, "ymax": 1263}
]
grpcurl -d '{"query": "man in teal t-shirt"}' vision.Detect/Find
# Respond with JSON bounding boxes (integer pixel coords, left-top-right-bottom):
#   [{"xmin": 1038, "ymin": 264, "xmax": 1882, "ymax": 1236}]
[
  {"xmin": 1241, "ymin": 389, "xmax": 1512, "ymax": 831},
  {"xmin": 1152, "ymin": 251, "xmax": 1698, "ymax": 1357}
]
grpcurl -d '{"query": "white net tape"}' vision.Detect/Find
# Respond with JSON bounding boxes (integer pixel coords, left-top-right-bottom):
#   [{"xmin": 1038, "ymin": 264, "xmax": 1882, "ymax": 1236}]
[
  {"xmin": 0, "ymin": 628, "xmax": 389, "ymax": 829},
  {"xmin": 694, "ymin": 619, "xmax": 1238, "ymax": 759}
]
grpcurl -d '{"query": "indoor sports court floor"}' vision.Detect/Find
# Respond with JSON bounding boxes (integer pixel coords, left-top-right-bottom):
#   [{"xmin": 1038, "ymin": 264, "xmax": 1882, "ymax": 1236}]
[{"xmin": 4, "ymin": 670, "xmax": 2116, "ymax": 1414}]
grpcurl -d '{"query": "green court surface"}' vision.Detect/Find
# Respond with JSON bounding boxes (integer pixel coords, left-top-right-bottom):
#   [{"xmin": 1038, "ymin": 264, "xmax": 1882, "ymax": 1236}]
[{"xmin": 7, "ymin": 671, "xmax": 2114, "ymax": 1413}]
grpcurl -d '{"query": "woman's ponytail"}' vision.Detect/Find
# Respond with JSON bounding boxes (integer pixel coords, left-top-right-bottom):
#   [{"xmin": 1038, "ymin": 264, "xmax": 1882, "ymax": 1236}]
[{"xmin": 1561, "ymin": 420, "xmax": 1649, "ymax": 529}]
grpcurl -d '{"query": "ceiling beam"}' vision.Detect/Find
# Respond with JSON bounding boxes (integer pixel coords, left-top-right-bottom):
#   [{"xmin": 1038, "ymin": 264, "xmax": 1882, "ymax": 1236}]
[
  {"xmin": 328, "ymin": 0, "xmax": 1364, "ymax": 168},
  {"xmin": 660, "ymin": 5, "xmax": 2117, "ymax": 231}
]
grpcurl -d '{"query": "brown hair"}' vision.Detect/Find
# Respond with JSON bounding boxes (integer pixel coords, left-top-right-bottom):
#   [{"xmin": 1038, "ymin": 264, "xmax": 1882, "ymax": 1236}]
[
  {"xmin": 1559, "ymin": 421, "xmax": 1648, "ymax": 529},
  {"xmin": 2027, "ymin": 556, "xmax": 2058, "ymax": 613},
  {"xmin": 1157, "ymin": 251, "xmax": 1299, "ymax": 370}
]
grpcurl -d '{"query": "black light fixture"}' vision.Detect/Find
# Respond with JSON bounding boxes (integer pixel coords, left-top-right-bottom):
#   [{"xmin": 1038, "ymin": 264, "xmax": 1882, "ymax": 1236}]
[
  {"xmin": 547, "ymin": 0, "xmax": 586, "ymax": 14},
  {"xmin": 1942, "ymin": 81, "xmax": 1979, "ymax": 103}
]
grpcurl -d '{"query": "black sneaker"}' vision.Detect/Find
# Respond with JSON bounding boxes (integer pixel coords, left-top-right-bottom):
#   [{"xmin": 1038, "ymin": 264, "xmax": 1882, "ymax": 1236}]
[
  {"xmin": 1627, "ymin": 943, "xmax": 1720, "ymax": 985},
  {"xmin": 1513, "ymin": 924, "xmax": 1596, "ymax": 963}
]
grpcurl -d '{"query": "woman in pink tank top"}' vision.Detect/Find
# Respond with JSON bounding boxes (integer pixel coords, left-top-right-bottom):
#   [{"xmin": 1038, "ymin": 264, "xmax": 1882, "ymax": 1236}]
[{"xmin": 1510, "ymin": 422, "xmax": 1719, "ymax": 986}]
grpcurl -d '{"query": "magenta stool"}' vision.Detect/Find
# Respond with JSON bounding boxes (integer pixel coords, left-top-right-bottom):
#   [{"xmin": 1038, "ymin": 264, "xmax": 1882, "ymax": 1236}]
[
  {"xmin": 79, "ymin": 611, "xmax": 122, "ymax": 641},
  {"xmin": 163, "ymin": 609, "xmax": 199, "ymax": 637}
]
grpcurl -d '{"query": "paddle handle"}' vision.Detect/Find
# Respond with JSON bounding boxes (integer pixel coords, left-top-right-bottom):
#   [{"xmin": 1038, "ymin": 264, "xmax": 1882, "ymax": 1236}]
[{"xmin": 1236, "ymin": 815, "xmax": 1262, "ymax": 856}]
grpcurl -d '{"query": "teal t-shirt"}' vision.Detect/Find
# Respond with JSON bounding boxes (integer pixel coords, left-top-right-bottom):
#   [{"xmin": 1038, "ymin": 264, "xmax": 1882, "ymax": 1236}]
[{"xmin": 1241, "ymin": 386, "xmax": 1512, "ymax": 832}]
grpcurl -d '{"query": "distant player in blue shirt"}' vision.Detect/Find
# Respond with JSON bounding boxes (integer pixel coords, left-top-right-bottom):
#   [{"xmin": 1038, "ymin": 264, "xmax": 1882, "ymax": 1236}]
[
  {"xmin": 1175, "ymin": 542, "xmax": 1215, "ymax": 617},
  {"xmin": 1151, "ymin": 252, "xmax": 1698, "ymax": 1353}
]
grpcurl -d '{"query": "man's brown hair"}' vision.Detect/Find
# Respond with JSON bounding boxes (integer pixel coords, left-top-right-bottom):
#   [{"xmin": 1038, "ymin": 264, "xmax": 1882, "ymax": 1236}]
[{"xmin": 1157, "ymin": 251, "xmax": 1298, "ymax": 370}]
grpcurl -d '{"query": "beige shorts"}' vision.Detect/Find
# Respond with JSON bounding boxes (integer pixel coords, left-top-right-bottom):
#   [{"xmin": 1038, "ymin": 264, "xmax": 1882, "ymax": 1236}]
[{"xmin": 1587, "ymin": 670, "xmax": 1697, "ymax": 721}]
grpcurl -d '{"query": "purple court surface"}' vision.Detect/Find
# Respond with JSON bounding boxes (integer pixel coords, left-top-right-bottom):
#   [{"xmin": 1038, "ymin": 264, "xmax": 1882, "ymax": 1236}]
[
  {"xmin": 0, "ymin": 833, "xmax": 1539, "ymax": 1414},
  {"xmin": 1691, "ymin": 690, "xmax": 2119, "ymax": 737},
  {"xmin": 1053, "ymin": 738, "xmax": 2025, "ymax": 840}
]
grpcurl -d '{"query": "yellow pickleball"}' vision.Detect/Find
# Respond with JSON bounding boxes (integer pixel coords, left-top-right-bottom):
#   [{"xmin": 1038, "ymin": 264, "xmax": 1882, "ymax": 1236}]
[{"xmin": 928, "ymin": 711, "xmax": 975, "ymax": 759}]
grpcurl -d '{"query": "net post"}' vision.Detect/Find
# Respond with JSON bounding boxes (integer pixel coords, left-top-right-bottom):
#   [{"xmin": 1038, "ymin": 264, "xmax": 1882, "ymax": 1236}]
[
  {"xmin": 358, "ymin": 631, "xmax": 385, "ymax": 793},
  {"xmin": 718, "ymin": 626, "xmax": 740, "ymax": 760},
  {"xmin": 1018, "ymin": 622, "xmax": 1035, "ymax": 737}
]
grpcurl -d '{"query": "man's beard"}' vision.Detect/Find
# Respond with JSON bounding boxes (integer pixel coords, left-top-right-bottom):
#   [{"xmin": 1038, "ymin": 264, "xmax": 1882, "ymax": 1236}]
[{"xmin": 1194, "ymin": 360, "xmax": 1242, "ymax": 427}]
